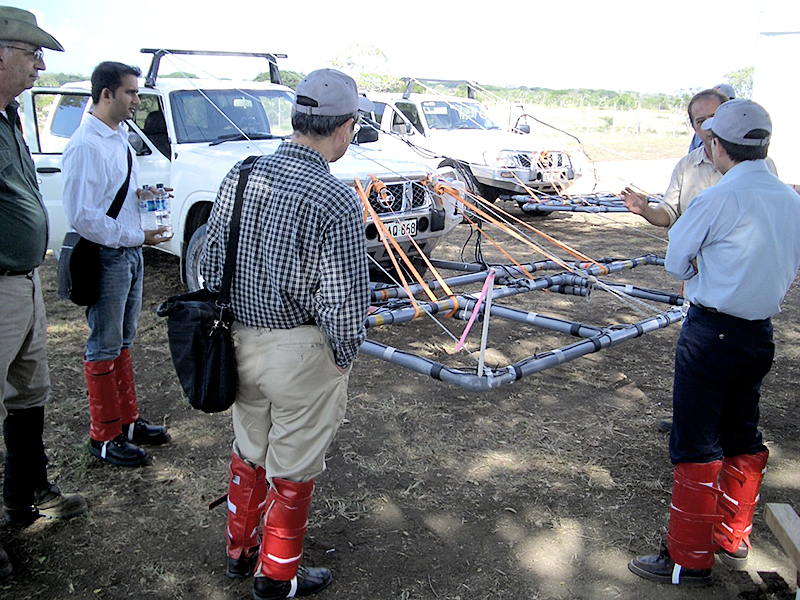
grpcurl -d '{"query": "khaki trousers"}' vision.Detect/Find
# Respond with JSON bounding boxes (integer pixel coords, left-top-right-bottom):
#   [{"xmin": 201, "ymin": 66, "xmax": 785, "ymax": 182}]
[
  {"xmin": 231, "ymin": 322, "xmax": 349, "ymax": 482},
  {"xmin": 0, "ymin": 271, "xmax": 50, "ymax": 422}
]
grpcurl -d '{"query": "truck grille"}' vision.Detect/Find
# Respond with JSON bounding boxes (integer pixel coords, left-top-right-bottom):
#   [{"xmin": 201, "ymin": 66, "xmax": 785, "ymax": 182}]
[{"xmin": 367, "ymin": 180, "xmax": 432, "ymax": 214}]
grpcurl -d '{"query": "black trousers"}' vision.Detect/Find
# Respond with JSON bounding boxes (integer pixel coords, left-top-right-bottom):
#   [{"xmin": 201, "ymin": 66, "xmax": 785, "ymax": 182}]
[{"xmin": 669, "ymin": 306, "xmax": 773, "ymax": 464}]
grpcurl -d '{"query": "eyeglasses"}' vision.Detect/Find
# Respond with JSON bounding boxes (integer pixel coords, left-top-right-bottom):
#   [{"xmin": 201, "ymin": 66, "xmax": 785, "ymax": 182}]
[{"xmin": 2, "ymin": 45, "xmax": 44, "ymax": 61}]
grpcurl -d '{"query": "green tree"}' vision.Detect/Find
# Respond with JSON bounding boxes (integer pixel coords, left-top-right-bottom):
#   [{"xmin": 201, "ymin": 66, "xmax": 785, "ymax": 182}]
[
  {"xmin": 255, "ymin": 69, "xmax": 305, "ymax": 89},
  {"xmin": 723, "ymin": 66, "xmax": 754, "ymax": 99},
  {"xmin": 160, "ymin": 71, "xmax": 197, "ymax": 79},
  {"xmin": 34, "ymin": 72, "xmax": 85, "ymax": 87}
]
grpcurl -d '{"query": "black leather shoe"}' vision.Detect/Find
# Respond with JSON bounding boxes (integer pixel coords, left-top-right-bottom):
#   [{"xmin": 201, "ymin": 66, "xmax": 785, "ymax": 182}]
[
  {"xmin": 227, "ymin": 552, "xmax": 258, "ymax": 579},
  {"xmin": 0, "ymin": 542, "xmax": 12, "ymax": 580},
  {"xmin": 717, "ymin": 541, "xmax": 748, "ymax": 570},
  {"xmin": 628, "ymin": 545, "xmax": 712, "ymax": 586},
  {"xmin": 253, "ymin": 566, "xmax": 332, "ymax": 599},
  {"xmin": 123, "ymin": 417, "xmax": 171, "ymax": 446},
  {"xmin": 89, "ymin": 435, "xmax": 150, "ymax": 467}
]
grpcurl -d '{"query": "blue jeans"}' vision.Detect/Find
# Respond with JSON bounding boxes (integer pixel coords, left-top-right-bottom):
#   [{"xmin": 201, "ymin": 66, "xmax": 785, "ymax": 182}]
[
  {"xmin": 85, "ymin": 247, "xmax": 143, "ymax": 362},
  {"xmin": 669, "ymin": 306, "xmax": 773, "ymax": 464}
]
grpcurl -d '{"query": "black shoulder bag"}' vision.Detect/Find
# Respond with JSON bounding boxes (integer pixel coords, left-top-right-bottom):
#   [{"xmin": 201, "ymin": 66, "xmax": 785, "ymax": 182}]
[
  {"xmin": 57, "ymin": 150, "xmax": 133, "ymax": 306},
  {"xmin": 156, "ymin": 156, "xmax": 258, "ymax": 413}
]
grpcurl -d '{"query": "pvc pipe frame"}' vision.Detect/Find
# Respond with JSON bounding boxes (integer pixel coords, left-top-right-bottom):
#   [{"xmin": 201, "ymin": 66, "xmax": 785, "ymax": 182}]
[
  {"xmin": 514, "ymin": 193, "xmax": 664, "ymax": 214},
  {"xmin": 362, "ymin": 255, "xmax": 683, "ymax": 392}
]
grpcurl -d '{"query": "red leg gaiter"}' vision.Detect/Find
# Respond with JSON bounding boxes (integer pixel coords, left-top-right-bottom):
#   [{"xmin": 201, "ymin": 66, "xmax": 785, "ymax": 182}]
[
  {"xmin": 715, "ymin": 450, "xmax": 769, "ymax": 553},
  {"xmin": 667, "ymin": 461, "xmax": 724, "ymax": 570},
  {"xmin": 83, "ymin": 358, "xmax": 121, "ymax": 442},
  {"xmin": 227, "ymin": 452, "xmax": 268, "ymax": 561},
  {"xmin": 115, "ymin": 348, "xmax": 140, "ymax": 426},
  {"xmin": 257, "ymin": 478, "xmax": 314, "ymax": 581}
]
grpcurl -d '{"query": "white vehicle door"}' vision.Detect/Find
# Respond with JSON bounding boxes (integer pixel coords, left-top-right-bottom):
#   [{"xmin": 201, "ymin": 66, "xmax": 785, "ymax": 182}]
[
  {"xmin": 376, "ymin": 101, "xmax": 421, "ymax": 137},
  {"xmin": 21, "ymin": 88, "xmax": 171, "ymax": 253}
]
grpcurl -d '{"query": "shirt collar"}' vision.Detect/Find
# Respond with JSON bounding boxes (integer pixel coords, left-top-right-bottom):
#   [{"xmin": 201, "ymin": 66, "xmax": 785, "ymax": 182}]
[
  {"xmin": 689, "ymin": 145, "xmax": 715, "ymax": 168},
  {"xmin": 722, "ymin": 159, "xmax": 770, "ymax": 181},
  {"xmin": 276, "ymin": 141, "xmax": 330, "ymax": 172},
  {"xmin": 85, "ymin": 113, "xmax": 126, "ymax": 139}
]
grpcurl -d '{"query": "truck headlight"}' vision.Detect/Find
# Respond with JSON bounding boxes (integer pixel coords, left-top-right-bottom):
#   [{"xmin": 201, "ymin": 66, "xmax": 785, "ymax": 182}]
[{"xmin": 492, "ymin": 150, "xmax": 531, "ymax": 170}]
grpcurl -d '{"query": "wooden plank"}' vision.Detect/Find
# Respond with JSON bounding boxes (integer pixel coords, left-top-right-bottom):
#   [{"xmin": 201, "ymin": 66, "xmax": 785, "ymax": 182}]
[{"xmin": 765, "ymin": 503, "xmax": 800, "ymax": 570}]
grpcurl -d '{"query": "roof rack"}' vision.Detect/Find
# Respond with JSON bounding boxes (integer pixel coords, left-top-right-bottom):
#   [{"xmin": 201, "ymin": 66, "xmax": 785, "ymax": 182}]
[
  {"xmin": 401, "ymin": 77, "xmax": 479, "ymax": 100},
  {"xmin": 140, "ymin": 49, "xmax": 287, "ymax": 88}
]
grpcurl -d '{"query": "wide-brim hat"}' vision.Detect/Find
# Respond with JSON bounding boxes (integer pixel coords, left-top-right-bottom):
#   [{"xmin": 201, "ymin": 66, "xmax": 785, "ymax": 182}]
[{"xmin": 0, "ymin": 6, "xmax": 64, "ymax": 51}]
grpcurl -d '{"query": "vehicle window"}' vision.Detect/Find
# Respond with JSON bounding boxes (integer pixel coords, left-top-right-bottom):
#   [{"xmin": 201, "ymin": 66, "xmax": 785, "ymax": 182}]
[
  {"xmin": 372, "ymin": 101, "xmax": 386, "ymax": 125},
  {"xmin": 33, "ymin": 92, "xmax": 90, "ymax": 153},
  {"xmin": 420, "ymin": 100, "xmax": 500, "ymax": 130},
  {"xmin": 395, "ymin": 101, "xmax": 424, "ymax": 134},
  {"xmin": 134, "ymin": 94, "xmax": 163, "ymax": 130},
  {"xmin": 135, "ymin": 94, "xmax": 170, "ymax": 158},
  {"xmin": 170, "ymin": 88, "xmax": 294, "ymax": 143}
]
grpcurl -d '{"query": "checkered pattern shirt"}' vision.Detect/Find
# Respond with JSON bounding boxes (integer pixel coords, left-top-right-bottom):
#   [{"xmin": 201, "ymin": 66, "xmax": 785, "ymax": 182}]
[{"xmin": 200, "ymin": 142, "xmax": 370, "ymax": 367}]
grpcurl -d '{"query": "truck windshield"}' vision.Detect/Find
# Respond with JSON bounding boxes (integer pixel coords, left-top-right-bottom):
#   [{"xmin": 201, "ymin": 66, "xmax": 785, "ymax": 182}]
[
  {"xmin": 420, "ymin": 100, "xmax": 501, "ymax": 131},
  {"xmin": 170, "ymin": 88, "xmax": 294, "ymax": 144}
]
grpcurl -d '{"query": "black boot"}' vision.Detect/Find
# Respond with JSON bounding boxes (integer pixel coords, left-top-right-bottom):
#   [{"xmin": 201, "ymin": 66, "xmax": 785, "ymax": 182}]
[
  {"xmin": 0, "ymin": 541, "xmax": 11, "ymax": 580},
  {"xmin": 253, "ymin": 566, "xmax": 332, "ymax": 599},
  {"xmin": 3, "ymin": 407, "xmax": 46, "ymax": 524},
  {"xmin": 121, "ymin": 417, "xmax": 170, "ymax": 446},
  {"xmin": 4, "ymin": 407, "xmax": 87, "ymax": 524}
]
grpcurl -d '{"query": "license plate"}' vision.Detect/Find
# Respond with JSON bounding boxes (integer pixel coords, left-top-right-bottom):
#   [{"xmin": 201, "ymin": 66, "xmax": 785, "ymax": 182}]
[
  {"xmin": 384, "ymin": 219, "xmax": 417, "ymax": 238},
  {"xmin": 540, "ymin": 171, "xmax": 566, "ymax": 183}
]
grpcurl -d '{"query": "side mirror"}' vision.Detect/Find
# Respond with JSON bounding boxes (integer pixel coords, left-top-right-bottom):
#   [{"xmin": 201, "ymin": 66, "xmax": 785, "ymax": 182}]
[
  {"xmin": 355, "ymin": 126, "xmax": 379, "ymax": 144},
  {"xmin": 517, "ymin": 124, "xmax": 531, "ymax": 134}
]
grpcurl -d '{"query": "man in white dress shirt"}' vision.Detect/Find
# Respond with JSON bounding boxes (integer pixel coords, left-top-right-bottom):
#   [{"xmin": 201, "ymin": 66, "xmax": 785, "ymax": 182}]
[{"xmin": 63, "ymin": 61, "xmax": 171, "ymax": 467}]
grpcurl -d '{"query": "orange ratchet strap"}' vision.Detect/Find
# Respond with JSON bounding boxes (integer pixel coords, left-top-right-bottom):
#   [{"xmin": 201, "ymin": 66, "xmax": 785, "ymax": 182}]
[{"xmin": 355, "ymin": 179, "xmax": 430, "ymax": 313}]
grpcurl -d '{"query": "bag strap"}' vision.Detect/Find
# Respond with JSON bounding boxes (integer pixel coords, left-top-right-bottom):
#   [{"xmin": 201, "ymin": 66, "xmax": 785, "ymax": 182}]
[
  {"xmin": 106, "ymin": 149, "xmax": 133, "ymax": 220},
  {"xmin": 218, "ymin": 155, "xmax": 259, "ymax": 304}
]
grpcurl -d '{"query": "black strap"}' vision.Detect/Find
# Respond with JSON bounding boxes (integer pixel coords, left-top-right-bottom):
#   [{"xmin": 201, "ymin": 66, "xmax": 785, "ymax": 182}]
[
  {"xmin": 106, "ymin": 150, "xmax": 133, "ymax": 220},
  {"xmin": 219, "ymin": 155, "xmax": 258, "ymax": 304}
]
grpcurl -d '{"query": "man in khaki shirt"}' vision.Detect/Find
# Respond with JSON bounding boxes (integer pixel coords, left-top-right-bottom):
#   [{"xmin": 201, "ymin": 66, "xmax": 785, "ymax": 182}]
[{"xmin": 621, "ymin": 88, "xmax": 728, "ymax": 227}]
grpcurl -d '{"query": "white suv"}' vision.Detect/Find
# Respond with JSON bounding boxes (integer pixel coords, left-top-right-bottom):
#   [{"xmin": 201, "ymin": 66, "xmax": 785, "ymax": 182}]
[
  {"xmin": 368, "ymin": 90, "xmax": 580, "ymax": 204},
  {"xmin": 22, "ymin": 50, "xmax": 460, "ymax": 289}
]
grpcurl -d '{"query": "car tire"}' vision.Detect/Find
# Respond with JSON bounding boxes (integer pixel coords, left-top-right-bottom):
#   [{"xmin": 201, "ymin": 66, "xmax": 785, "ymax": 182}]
[{"xmin": 184, "ymin": 223, "xmax": 207, "ymax": 291}]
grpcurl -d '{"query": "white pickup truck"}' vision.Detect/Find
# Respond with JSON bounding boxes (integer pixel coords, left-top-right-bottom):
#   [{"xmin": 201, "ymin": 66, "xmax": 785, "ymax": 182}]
[
  {"xmin": 367, "ymin": 82, "xmax": 580, "ymax": 205},
  {"xmin": 22, "ymin": 50, "xmax": 460, "ymax": 288}
]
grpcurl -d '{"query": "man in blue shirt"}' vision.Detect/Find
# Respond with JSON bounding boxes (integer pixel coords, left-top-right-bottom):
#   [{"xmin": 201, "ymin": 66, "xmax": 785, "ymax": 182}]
[{"xmin": 629, "ymin": 100, "xmax": 800, "ymax": 586}]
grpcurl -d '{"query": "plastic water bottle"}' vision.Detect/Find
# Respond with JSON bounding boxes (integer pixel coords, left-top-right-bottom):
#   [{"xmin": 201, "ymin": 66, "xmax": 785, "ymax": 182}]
[
  {"xmin": 138, "ymin": 185, "xmax": 158, "ymax": 230},
  {"xmin": 154, "ymin": 183, "xmax": 172, "ymax": 236}
]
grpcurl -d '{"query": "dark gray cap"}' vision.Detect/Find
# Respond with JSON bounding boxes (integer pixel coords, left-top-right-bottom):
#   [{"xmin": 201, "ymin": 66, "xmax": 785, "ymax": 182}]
[
  {"xmin": 702, "ymin": 99, "xmax": 771, "ymax": 147},
  {"xmin": 294, "ymin": 68, "xmax": 374, "ymax": 116},
  {"xmin": 0, "ymin": 6, "xmax": 63, "ymax": 51}
]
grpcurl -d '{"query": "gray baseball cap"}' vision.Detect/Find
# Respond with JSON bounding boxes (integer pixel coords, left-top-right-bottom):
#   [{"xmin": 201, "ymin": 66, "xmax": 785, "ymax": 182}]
[
  {"xmin": 713, "ymin": 83, "xmax": 736, "ymax": 100},
  {"xmin": 294, "ymin": 68, "xmax": 374, "ymax": 116},
  {"xmin": 701, "ymin": 99, "xmax": 771, "ymax": 147},
  {"xmin": 0, "ymin": 6, "xmax": 63, "ymax": 51}
]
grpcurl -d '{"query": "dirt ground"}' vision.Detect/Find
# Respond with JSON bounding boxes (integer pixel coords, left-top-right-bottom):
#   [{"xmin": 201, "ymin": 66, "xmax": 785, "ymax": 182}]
[{"xmin": 2, "ymin": 206, "xmax": 800, "ymax": 600}]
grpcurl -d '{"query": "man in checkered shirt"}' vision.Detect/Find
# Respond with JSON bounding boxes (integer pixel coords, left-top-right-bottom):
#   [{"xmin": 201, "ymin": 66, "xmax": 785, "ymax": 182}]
[{"xmin": 200, "ymin": 69, "xmax": 372, "ymax": 600}]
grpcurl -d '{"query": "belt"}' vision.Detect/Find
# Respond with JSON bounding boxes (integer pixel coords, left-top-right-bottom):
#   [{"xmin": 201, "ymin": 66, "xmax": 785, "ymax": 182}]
[
  {"xmin": 0, "ymin": 267, "xmax": 35, "ymax": 277},
  {"xmin": 692, "ymin": 303, "xmax": 718, "ymax": 314},
  {"xmin": 691, "ymin": 303, "xmax": 770, "ymax": 324}
]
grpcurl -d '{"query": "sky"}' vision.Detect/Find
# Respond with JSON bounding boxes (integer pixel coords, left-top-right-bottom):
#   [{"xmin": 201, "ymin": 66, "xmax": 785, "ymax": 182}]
[{"xmin": 14, "ymin": 0, "xmax": 800, "ymax": 95}]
